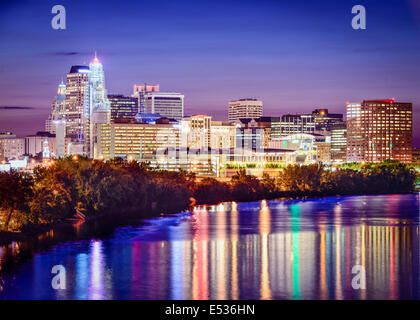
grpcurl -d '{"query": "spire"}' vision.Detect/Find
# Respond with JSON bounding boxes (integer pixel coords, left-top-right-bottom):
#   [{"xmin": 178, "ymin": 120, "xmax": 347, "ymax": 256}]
[{"xmin": 93, "ymin": 51, "xmax": 99, "ymax": 64}]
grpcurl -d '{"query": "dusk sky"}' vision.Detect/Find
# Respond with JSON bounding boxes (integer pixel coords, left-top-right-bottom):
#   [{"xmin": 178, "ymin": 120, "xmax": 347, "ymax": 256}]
[{"xmin": 0, "ymin": 0, "xmax": 419, "ymax": 145}]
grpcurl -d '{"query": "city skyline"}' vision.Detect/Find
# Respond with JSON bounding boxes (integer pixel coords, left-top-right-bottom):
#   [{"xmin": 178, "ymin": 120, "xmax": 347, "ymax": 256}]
[{"xmin": 0, "ymin": 0, "xmax": 420, "ymax": 145}]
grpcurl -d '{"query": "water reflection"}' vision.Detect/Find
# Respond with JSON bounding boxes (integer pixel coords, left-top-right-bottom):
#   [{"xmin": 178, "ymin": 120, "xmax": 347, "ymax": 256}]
[{"xmin": 1, "ymin": 194, "xmax": 420, "ymax": 300}]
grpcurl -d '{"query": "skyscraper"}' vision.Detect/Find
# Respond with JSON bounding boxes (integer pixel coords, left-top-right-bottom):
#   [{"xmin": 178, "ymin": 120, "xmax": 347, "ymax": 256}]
[
  {"xmin": 64, "ymin": 65, "xmax": 90, "ymax": 139},
  {"xmin": 132, "ymin": 83, "xmax": 160, "ymax": 113},
  {"xmin": 82, "ymin": 54, "xmax": 110, "ymax": 158},
  {"xmin": 228, "ymin": 99, "xmax": 263, "ymax": 122},
  {"xmin": 143, "ymin": 92, "xmax": 184, "ymax": 121},
  {"xmin": 330, "ymin": 122, "xmax": 347, "ymax": 164},
  {"xmin": 280, "ymin": 114, "xmax": 315, "ymax": 136},
  {"xmin": 312, "ymin": 109, "xmax": 343, "ymax": 133},
  {"xmin": 346, "ymin": 99, "xmax": 412, "ymax": 163},
  {"xmin": 108, "ymin": 94, "xmax": 138, "ymax": 120},
  {"xmin": 45, "ymin": 81, "xmax": 66, "ymax": 134}
]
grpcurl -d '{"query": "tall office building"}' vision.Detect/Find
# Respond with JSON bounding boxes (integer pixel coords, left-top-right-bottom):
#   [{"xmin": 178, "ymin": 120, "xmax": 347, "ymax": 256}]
[
  {"xmin": 97, "ymin": 119, "xmax": 180, "ymax": 160},
  {"xmin": 144, "ymin": 92, "xmax": 184, "ymax": 121},
  {"xmin": 46, "ymin": 81, "xmax": 66, "ymax": 134},
  {"xmin": 330, "ymin": 122, "xmax": 347, "ymax": 164},
  {"xmin": 108, "ymin": 94, "xmax": 138, "ymax": 120},
  {"xmin": 312, "ymin": 109, "xmax": 343, "ymax": 132},
  {"xmin": 281, "ymin": 114, "xmax": 315, "ymax": 136},
  {"xmin": 132, "ymin": 83, "xmax": 160, "ymax": 113},
  {"xmin": 228, "ymin": 99, "xmax": 263, "ymax": 122},
  {"xmin": 346, "ymin": 99, "xmax": 412, "ymax": 163},
  {"xmin": 64, "ymin": 65, "xmax": 90, "ymax": 139},
  {"xmin": 82, "ymin": 54, "xmax": 111, "ymax": 158},
  {"xmin": 181, "ymin": 115, "xmax": 212, "ymax": 149}
]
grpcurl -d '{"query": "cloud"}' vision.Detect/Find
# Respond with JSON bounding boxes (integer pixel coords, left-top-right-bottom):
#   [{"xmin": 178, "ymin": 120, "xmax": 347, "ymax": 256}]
[
  {"xmin": 0, "ymin": 106, "xmax": 34, "ymax": 110},
  {"xmin": 47, "ymin": 51, "xmax": 84, "ymax": 56}
]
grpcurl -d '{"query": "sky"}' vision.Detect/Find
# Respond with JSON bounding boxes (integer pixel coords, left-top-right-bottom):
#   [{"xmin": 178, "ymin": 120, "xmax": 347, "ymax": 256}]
[{"xmin": 0, "ymin": 0, "xmax": 419, "ymax": 145}]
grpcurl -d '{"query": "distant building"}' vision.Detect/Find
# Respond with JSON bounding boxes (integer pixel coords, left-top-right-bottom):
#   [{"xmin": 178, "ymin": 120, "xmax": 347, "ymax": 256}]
[
  {"xmin": 268, "ymin": 134, "xmax": 317, "ymax": 165},
  {"xmin": 228, "ymin": 99, "xmax": 263, "ymax": 122},
  {"xmin": 235, "ymin": 118, "xmax": 271, "ymax": 150},
  {"xmin": 314, "ymin": 135, "xmax": 331, "ymax": 164},
  {"xmin": 132, "ymin": 83, "xmax": 160, "ymax": 113},
  {"xmin": 181, "ymin": 115, "xmax": 212, "ymax": 149},
  {"xmin": 413, "ymin": 147, "xmax": 420, "ymax": 164},
  {"xmin": 346, "ymin": 99, "xmax": 412, "ymax": 163},
  {"xmin": 0, "ymin": 132, "xmax": 25, "ymax": 161},
  {"xmin": 25, "ymin": 132, "xmax": 56, "ymax": 158},
  {"xmin": 108, "ymin": 94, "xmax": 138, "ymax": 120},
  {"xmin": 143, "ymin": 92, "xmax": 184, "ymax": 121},
  {"xmin": 281, "ymin": 114, "xmax": 315, "ymax": 136},
  {"xmin": 210, "ymin": 121, "xmax": 236, "ymax": 149},
  {"xmin": 64, "ymin": 65, "xmax": 90, "ymax": 139},
  {"xmin": 330, "ymin": 122, "xmax": 347, "ymax": 164},
  {"xmin": 312, "ymin": 109, "xmax": 343, "ymax": 133},
  {"xmin": 46, "ymin": 81, "xmax": 66, "ymax": 134},
  {"xmin": 97, "ymin": 119, "xmax": 180, "ymax": 160}
]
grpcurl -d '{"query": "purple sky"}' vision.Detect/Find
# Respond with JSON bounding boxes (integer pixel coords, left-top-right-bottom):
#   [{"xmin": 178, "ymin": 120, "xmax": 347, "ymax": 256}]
[{"xmin": 0, "ymin": 0, "xmax": 419, "ymax": 145}]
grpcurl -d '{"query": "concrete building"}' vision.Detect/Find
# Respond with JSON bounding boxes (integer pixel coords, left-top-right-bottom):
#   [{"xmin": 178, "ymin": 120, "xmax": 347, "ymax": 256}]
[
  {"xmin": 97, "ymin": 118, "xmax": 180, "ymax": 161},
  {"xmin": 281, "ymin": 114, "xmax": 315, "ymax": 136},
  {"xmin": 228, "ymin": 99, "xmax": 263, "ymax": 122},
  {"xmin": 0, "ymin": 132, "xmax": 25, "ymax": 161},
  {"xmin": 143, "ymin": 92, "xmax": 184, "ymax": 121},
  {"xmin": 346, "ymin": 99, "xmax": 412, "ymax": 163},
  {"xmin": 312, "ymin": 109, "xmax": 343, "ymax": 133},
  {"xmin": 25, "ymin": 132, "xmax": 56, "ymax": 158},
  {"xmin": 132, "ymin": 83, "xmax": 160, "ymax": 113}
]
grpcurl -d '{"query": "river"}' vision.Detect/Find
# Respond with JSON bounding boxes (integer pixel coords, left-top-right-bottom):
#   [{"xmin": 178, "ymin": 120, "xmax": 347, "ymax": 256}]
[{"xmin": 1, "ymin": 194, "xmax": 420, "ymax": 299}]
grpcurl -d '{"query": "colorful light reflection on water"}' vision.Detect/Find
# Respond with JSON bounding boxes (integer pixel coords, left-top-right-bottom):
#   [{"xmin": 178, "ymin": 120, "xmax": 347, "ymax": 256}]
[{"xmin": 1, "ymin": 194, "xmax": 420, "ymax": 300}]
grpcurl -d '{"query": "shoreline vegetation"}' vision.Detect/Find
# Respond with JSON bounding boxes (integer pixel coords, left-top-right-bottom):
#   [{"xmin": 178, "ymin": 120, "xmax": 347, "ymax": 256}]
[{"xmin": 0, "ymin": 157, "xmax": 418, "ymax": 245}]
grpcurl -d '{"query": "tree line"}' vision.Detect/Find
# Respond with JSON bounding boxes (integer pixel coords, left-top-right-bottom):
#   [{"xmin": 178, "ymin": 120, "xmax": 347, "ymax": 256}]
[{"xmin": 0, "ymin": 157, "xmax": 417, "ymax": 231}]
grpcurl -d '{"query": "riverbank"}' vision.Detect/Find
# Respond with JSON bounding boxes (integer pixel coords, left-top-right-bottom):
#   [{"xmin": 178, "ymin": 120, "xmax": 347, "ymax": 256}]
[{"xmin": 0, "ymin": 158, "xmax": 417, "ymax": 243}]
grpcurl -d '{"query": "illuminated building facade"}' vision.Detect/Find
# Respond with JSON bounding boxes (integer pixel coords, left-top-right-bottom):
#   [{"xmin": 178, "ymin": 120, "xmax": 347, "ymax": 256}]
[
  {"xmin": 181, "ymin": 115, "xmax": 212, "ymax": 149},
  {"xmin": 268, "ymin": 134, "xmax": 316, "ymax": 164},
  {"xmin": 132, "ymin": 83, "xmax": 160, "ymax": 113},
  {"xmin": 413, "ymin": 147, "xmax": 420, "ymax": 164},
  {"xmin": 0, "ymin": 132, "xmax": 24, "ymax": 161},
  {"xmin": 210, "ymin": 121, "xmax": 236, "ymax": 149},
  {"xmin": 64, "ymin": 65, "xmax": 90, "ymax": 138},
  {"xmin": 346, "ymin": 99, "xmax": 412, "ymax": 163},
  {"xmin": 228, "ymin": 99, "xmax": 263, "ymax": 122},
  {"xmin": 46, "ymin": 81, "xmax": 66, "ymax": 134},
  {"xmin": 108, "ymin": 94, "xmax": 138, "ymax": 120},
  {"xmin": 144, "ymin": 92, "xmax": 184, "ymax": 121},
  {"xmin": 235, "ymin": 119, "xmax": 271, "ymax": 151},
  {"xmin": 97, "ymin": 119, "xmax": 180, "ymax": 160},
  {"xmin": 82, "ymin": 54, "xmax": 111, "ymax": 158},
  {"xmin": 24, "ymin": 132, "xmax": 56, "ymax": 158},
  {"xmin": 312, "ymin": 109, "xmax": 343, "ymax": 133},
  {"xmin": 330, "ymin": 122, "xmax": 347, "ymax": 164},
  {"xmin": 314, "ymin": 135, "xmax": 331, "ymax": 164},
  {"xmin": 281, "ymin": 114, "xmax": 315, "ymax": 136}
]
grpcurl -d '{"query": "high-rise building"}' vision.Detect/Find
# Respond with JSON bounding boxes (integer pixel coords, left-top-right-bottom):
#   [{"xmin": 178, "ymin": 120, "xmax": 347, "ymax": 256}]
[
  {"xmin": 108, "ymin": 94, "xmax": 138, "ymax": 120},
  {"xmin": 97, "ymin": 118, "xmax": 180, "ymax": 160},
  {"xmin": 132, "ymin": 83, "xmax": 160, "ymax": 113},
  {"xmin": 235, "ymin": 119, "xmax": 270, "ymax": 151},
  {"xmin": 228, "ymin": 99, "xmax": 263, "ymax": 122},
  {"xmin": 82, "ymin": 54, "xmax": 111, "ymax": 158},
  {"xmin": 46, "ymin": 81, "xmax": 66, "ymax": 134},
  {"xmin": 64, "ymin": 65, "xmax": 90, "ymax": 139},
  {"xmin": 330, "ymin": 122, "xmax": 347, "ymax": 164},
  {"xmin": 143, "ymin": 92, "xmax": 184, "ymax": 121},
  {"xmin": 181, "ymin": 115, "xmax": 212, "ymax": 149},
  {"xmin": 312, "ymin": 109, "xmax": 343, "ymax": 133},
  {"xmin": 346, "ymin": 99, "xmax": 412, "ymax": 163},
  {"xmin": 281, "ymin": 114, "xmax": 315, "ymax": 136}
]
